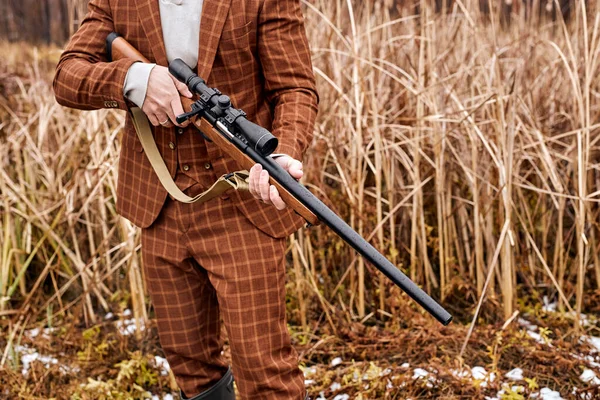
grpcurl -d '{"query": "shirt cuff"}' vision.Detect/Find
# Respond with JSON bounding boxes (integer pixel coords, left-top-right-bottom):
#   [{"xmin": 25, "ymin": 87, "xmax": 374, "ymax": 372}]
[{"xmin": 123, "ymin": 62, "xmax": 156, "ymax": 108}]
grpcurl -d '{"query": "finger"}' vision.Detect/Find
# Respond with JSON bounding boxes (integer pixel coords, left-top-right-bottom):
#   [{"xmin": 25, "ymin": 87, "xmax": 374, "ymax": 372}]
[
  {"xmin": 159, "ymin": 112, "xmax": 174, "ymax": 127},
  {"xmin": 269, "ymin": 185, "xmax": 286, "ymax": 210},
  {"xmin": 259, "ymin": 169, "xmax": 271, "ymax": 203},
  {"xmin": 275, "ymin": 156, "xmax": 292, "ymax": 169},
  {"xmin": 248, "ymin": 165, "xmax": 256, "ymax": 196},
  {"xmin": 156, "ymin": 113, "xmax": 172, "ymax": 128},
  {"xmin": 287, "ymin": 160, "xmax": 304, "ymax": 180},
  {"xmin": 249, "ymin": 164, "xmax": 260, "ymax": 198},
  {"xmin": 166, "ymin": 98, "xmax": 183, "ymax": 127},
  {"xmin": 170, "ymin": 75, "xmax": 193, "ymax": 98},
  {"xmin": 252, "ymin": 164, "xmax": 262, "ymax": 197},
  {"xmin": 148, "ymin": 113, "xmax": 160, "ymax": 127},
  {"xmin": 169, "ymin": 97, "xmax": 190, "ymax": 128}
]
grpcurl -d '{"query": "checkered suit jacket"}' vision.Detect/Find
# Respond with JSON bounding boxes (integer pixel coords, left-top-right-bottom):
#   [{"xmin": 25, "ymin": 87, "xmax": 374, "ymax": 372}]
[{"xmin": 53, "ymin": 0, "xmax": 318, "ymax": 238}]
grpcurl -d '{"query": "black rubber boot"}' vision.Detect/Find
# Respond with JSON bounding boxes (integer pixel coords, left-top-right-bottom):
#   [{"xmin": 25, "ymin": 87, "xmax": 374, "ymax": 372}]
[{"xmin": 180, "ymin": 367, "xmax": 235, "ymax": 400}]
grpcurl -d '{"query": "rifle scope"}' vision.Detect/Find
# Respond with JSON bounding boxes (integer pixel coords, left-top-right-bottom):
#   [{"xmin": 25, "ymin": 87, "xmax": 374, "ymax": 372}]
[{"xmin": 169, "ymin": 59, "xmax": 278, "ymax": 157}]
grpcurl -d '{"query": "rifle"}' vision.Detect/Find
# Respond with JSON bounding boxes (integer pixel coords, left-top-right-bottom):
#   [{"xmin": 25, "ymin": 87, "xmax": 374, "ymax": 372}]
[{"xmin": 106, "ymin": 32, "xmax": 453, "ymax": 326}]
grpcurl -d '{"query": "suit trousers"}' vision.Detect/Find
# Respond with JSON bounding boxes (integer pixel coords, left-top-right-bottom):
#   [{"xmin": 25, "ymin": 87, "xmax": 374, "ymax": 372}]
[{"xmin": 140, "ymin": 180, "xmax": 306, "ymax": 399}]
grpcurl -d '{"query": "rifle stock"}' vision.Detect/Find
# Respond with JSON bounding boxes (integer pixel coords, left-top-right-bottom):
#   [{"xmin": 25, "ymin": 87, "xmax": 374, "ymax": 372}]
[{"xmin": 107, "ymin": 32, "xmax": 453, "ymax": 326}]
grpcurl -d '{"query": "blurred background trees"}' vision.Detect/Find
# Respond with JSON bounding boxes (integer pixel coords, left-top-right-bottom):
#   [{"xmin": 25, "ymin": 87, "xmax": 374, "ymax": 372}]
[
  {"xmin": 0, "ymin": 0, "xmax": 584, "ymax": 44},
  {"xmin": 0, "ymin": 0, "xmax": 86, "ymax": 44}
]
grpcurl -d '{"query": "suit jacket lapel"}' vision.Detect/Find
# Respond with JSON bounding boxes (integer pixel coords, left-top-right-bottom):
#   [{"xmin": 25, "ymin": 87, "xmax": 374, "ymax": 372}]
[
  {"xmin": 197, "ymin": 0, "xmax": 231, "ymax": 81},
  {"xmin": 137, "ymin": 0, "xmax": 168, "ymax": 66}
]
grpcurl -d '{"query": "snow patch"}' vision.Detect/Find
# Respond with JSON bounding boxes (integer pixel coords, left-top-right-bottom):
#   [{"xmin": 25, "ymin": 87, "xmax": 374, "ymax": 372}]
[
  {"xmin": 115, "ymin": 318, "xmax": 145, "ymax": 336},
  {"xmin": 20, "ymin": 351, "xmax": 58, "ymax": 376},
  {"xmin": 8, "ymin": 344, "xmax": 79, "ymax": 377},
  {"xmin": 540, "ymin": 297, "xmax": 596, "ymax": 326},
  {"xmin": 527, "ymin": 330, "xmax": 553, "ymax": 346},
  {"xmin": 25, "ymin": 328, "xmax": 41, "ymax": 339},
  {"xmin": 302, "ymin": 366, "xmax": 317, "ymax": 377},
  {"xmin": 25, "ymin": 327, "xmax": 55, "ymax": 340},
  {"xmin": 451, "ymin": 368, "xmax": 470, "ymax": 379},
  {"xmin": 505, "ymin": 368, "xmax": 523, "ymax": 380},
  {"xmin": 579, "ymin": 369, "xmax": 600, "ymax": 385},
  {"xmin": 471, "ymin": 366, "xmax": 487, "ymax": 380},
  {"xmin": 565, "ymin": 311, "xmax": 594, "ymax": 327},
  {"xmin": 332, "ymin": 395, "xmax": 349, "ymax": 400},
  {"xmin": 518, "ymin": 318, "xmax": 538, "ymax": 331},
  {"xmin": 330, "ymin": 357, "xmax": 342, "ymax": 367},
  {"xmin": 411, "ymin": 368, "xmax": 437, "ymax": 388},
  {"xmin": 154, "ymin": 356, "xmax": 170, "ymax": 376},
  {"xmin": 536, "ymin": 387, "xmax": 564, "ymax": 400},
  {"xmin": 471, "ymin": 366, "xmax": 496, "ymax": 387},
  {"xmin": 542, "ymin": 296, "xmax": 557, "ymax": 312},
  {"xmin": 581, "ymin": 336, "xmax": 600, "ymax": 353},
  {"xmin": 570, "ymin": 353, "xmax": 600, "ymax": 368},
  {"xmin": 412, "ymin": 368, "xmax": 428, "ymax": 380}
]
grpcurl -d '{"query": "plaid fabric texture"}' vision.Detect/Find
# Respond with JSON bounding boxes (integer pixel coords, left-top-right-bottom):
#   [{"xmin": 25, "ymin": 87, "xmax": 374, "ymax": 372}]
[
  {"xmin": 142, "ymin": 176, "xmax": 306, "ymax": 399},
  {"xmin": 53, "ymin": 0, "xmax": 319, "ymax": 238}
]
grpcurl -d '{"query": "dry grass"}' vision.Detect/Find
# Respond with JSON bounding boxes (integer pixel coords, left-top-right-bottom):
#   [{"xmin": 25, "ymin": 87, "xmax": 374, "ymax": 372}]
[
  {"xmin": 1, "ymin": 0, "xmax": 600, "ymax": 398},
  {"xmin": 299, "ymin": 0, "xmax": 600, "ymax": 324}
]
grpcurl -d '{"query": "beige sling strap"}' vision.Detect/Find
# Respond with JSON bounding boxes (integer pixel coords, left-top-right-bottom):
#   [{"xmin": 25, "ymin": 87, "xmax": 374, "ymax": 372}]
[{"xmin": 129, "ymin": 107, "xmax": 249, "ymax": 204}]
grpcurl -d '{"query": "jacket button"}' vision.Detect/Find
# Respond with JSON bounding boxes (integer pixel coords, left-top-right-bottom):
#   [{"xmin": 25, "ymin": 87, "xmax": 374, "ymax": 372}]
[
  {"xmin": 178, "ymin": 128, "xmax": 184, "ymax": 135},
  {"xmin": 169, "ymin": 142, "xmax": 176, "ymax": 150},
  {"xmin": 204, "ymin": 162, "xmax": 212, "ymax": 170},
  {"xmin": 182, "ymin": 164, "xmax": 190, "ymax": 171}
]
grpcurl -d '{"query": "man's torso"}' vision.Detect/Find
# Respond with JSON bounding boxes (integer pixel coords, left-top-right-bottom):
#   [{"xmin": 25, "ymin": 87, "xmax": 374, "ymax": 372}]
[{"xmin": 114, "ymin": 0, "xmax": 305, "ymax": 237}]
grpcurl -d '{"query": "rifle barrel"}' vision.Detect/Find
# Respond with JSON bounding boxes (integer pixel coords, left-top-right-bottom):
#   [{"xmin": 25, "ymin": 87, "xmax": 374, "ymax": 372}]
[{"xmin": 227, "ymin": 129, "xmax": 453, "ymax": 326}]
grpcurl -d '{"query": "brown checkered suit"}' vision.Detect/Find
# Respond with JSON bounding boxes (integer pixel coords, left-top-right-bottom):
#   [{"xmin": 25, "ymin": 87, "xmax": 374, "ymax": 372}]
[
  {"xmin": 53, "ymin": 0, "xmax": 318, "ymax": 398},
  {"xmin": 53, "ymin": 0, "xmax": 318, "ymax": 237}
]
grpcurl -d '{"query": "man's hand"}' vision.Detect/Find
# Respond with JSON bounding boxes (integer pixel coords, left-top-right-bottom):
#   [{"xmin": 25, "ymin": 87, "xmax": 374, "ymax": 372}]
[
  {"xmin": 143, "ymin": 66, "xmax": 193, "ymax": 127},
  {"xmin": 248, "ymin": 156, "xmax": 303, "ymax": 210}
]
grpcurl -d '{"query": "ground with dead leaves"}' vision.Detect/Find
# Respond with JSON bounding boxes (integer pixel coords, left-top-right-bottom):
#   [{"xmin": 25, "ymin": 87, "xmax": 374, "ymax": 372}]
[{"xmin": 2, "ymin": 293, "xmax": 600, "ymax": 400}]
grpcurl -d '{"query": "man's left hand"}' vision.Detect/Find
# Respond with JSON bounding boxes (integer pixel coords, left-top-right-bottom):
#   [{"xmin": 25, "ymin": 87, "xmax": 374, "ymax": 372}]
[{"xmin": 248, "ymin": 156, "xmax": 303, "ymax": 210}]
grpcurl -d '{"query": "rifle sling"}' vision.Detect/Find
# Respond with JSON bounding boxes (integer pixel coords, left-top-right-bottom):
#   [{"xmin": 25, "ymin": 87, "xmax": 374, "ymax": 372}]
[{"xmin": 129, "ymin": 107, "xmax": 249, "ymax": 204}]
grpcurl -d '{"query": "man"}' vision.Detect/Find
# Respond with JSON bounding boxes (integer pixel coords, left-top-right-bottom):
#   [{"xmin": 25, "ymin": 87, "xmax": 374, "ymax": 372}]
[{"xmin": 53, "ymin": 0, "xmax": 318, "ymax": 399}]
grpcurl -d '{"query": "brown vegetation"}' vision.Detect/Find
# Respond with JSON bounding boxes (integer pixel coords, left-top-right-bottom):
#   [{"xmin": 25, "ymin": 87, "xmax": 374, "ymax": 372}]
[{"xmin": 1, "ymin": 0, "xmax": 600, "ymax": 398}]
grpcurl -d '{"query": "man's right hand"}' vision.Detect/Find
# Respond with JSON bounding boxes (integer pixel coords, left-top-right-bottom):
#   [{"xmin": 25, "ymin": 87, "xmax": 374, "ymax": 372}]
[{"xmin": 143, "ymin": 65, "xmax": 193, "ymax": 128}]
